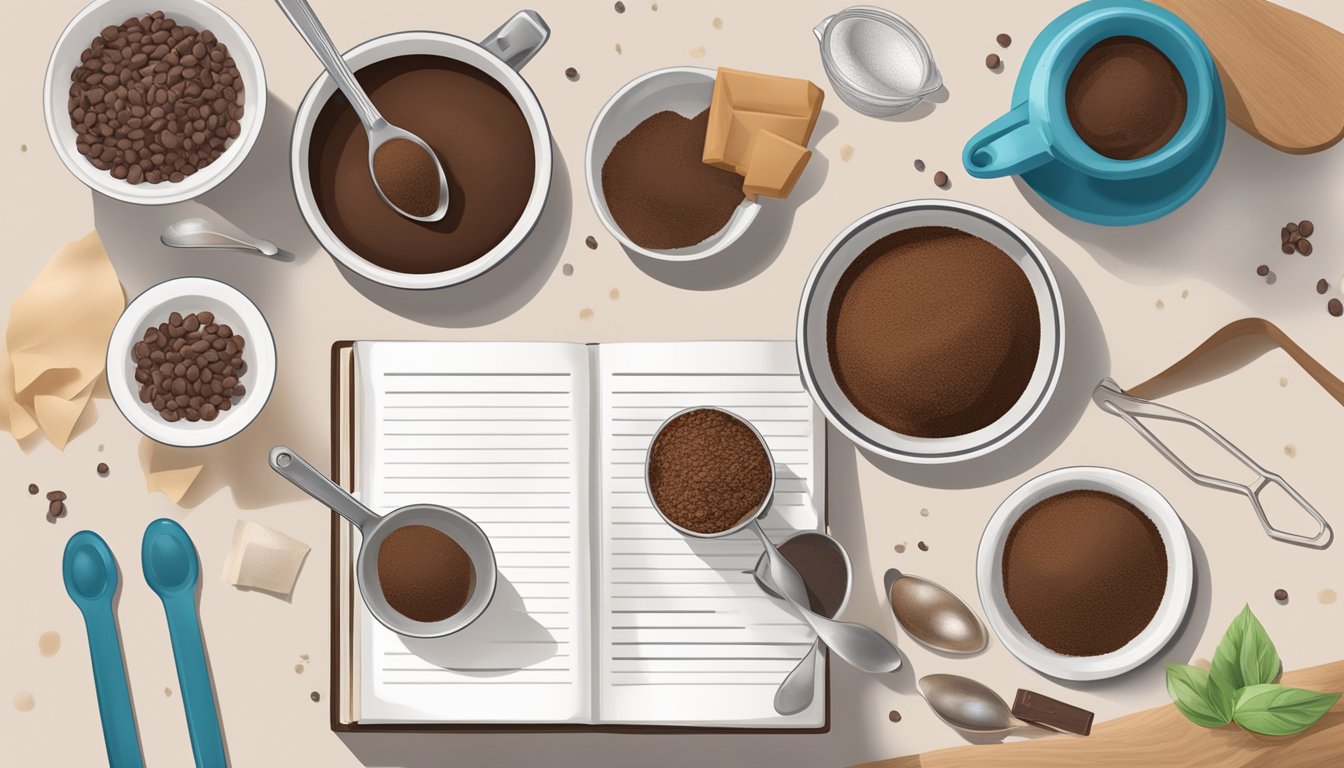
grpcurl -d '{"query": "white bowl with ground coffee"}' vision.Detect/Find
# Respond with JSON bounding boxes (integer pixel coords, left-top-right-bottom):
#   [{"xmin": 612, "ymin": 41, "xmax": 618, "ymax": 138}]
[
  {"xmin": 290, "ymin": 17, "xmax": 553, "ymax": 290},
  {"xmin": 797, "ymin": 200, "xmax": 1064, "ymax": 464},
  {"xmin": 976, "ymin": 466, "xmax": 1193, "ymax": 681},
  {"xmin": 44, "ymin": 0, "xmax": 266, "ymax": 205}
]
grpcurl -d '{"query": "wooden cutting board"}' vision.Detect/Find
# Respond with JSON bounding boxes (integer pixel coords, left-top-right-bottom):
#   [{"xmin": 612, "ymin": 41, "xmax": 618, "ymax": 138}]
[
  {"xmin": 853, "ymin": 660, "xmax": 1344, "ymax": 768},
  {"xmin": 1152, "ymin": 0, "xmax": 1344, "ymax": 154}
]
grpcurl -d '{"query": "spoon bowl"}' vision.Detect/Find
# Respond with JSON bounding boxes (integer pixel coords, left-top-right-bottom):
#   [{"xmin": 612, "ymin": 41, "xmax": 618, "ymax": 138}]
[
  {"xmin": 160, "ymin": 218, "xmax": 282, "ymax": 258},
  {"xmin": 884, "ymin": 568, "xmax": 988, "ymax": 654},
  {"xmin": 65, "ymin": 532, "xmax": 117, "ymax": 604},
  {"xmin": 144, "ymin": 523, "xmax": 198, "ymax": 597},
  {"xmin": 919, "ymin": 673, "xmax": 1026, "ymax": 734}
]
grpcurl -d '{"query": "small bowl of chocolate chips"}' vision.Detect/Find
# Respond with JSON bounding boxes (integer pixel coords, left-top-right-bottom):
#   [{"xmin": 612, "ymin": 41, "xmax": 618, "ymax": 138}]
[
  {"xmin": 107, "ymin": 276, "xmax": 275, "ymax": 447},
  {"xmin": 43, "ymin": 0, "xmax": 267, "ymax": 205}
]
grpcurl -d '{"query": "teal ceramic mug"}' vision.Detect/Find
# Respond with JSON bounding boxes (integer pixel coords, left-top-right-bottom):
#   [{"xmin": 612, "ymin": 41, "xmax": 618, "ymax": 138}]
[{"xmin": 964, "ymin": 0, "xmax": 1217, "ymax": 182}]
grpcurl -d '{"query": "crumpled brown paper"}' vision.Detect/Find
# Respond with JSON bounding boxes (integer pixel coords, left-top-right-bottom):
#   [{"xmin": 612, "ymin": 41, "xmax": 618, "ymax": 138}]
[{"xmin": 0, "ymin": 232, "xmax": 124, "ymax": 449}]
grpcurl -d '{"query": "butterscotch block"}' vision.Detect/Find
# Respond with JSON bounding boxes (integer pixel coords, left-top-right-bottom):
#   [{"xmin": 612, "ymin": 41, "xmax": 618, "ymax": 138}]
[
  {"xmin": 704, "ymin": 68, "xmax": 824, "ymax": 175},
  {"xmin": 742, "ymin": 130, "xmax": 812, "ymax": 199}
]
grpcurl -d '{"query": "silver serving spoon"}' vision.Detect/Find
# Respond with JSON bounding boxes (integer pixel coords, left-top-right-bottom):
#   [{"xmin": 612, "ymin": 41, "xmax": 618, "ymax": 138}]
[
  {"xmin": 160, "ymin": 218, "xmax": 282, "ymax": 259},
  {"xmin": 884, "ymin": 568, "xmax": 988, "ymax": 654},
  {"xmin": 919, "ymin": 674, "xmax": 1032, "ymax": 734},
  {"xmin": 750, "ymin": 555, "xmax": 823, "ymax": 715},
  {"xmin": 273, "ymin": 0, "xmax": 449, "ymax": 222}
]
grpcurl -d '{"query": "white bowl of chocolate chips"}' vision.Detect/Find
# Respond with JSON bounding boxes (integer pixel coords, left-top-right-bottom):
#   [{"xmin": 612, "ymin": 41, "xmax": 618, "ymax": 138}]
[{"xmin": 44, "ymin": 0, "xmax": 266, "ymax": 205}]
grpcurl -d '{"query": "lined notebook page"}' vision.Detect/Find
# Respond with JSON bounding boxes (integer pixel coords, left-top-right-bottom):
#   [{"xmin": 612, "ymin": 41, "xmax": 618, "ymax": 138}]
[
  {"xmin": 355, "ymin": 342, "xmax": 592, "ymax": 724},
  {"xmin": 595, "ymin": 342, "xmax": 825, "ymax": 727}
]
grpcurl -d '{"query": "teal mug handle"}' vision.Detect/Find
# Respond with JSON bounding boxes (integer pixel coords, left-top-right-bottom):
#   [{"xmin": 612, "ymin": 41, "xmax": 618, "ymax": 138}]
[{"xmin": 963, "ymin": 104, "xmax": 1053, "ymax": 178}]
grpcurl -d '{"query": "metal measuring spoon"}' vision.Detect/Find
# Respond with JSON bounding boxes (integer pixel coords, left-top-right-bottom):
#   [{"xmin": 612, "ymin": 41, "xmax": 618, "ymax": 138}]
[
  {"xmin": 919, "ymin": 674, "xmax": 1031, "ymax": 734},
  {"xmin": 160, "ymin": 218, "xmax": 282, "ymax": 259},
  {"xmin": 63, "ymin": 532, "xmax": 145, "ymax": 768},
  {"xmin": 142, "ymin": 519, "xmax": 227, "ymax": 768},
  {"xmin": 273, "ymin": 0, "xmax": 450, "ymax": 222},
  {"xmin": 884, "ymin": 568, "xmax": 988, "ymax": 654}
]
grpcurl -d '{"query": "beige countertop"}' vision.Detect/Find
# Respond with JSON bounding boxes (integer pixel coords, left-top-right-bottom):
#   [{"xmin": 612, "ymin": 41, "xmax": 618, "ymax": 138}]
[{"xmin": 3, "ymin": 1, "xmax": 1343, "ymax": 765}]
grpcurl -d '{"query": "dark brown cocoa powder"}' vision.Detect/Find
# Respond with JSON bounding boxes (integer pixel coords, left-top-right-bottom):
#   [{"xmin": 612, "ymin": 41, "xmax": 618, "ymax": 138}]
[
  {"xmin": 1065, "ymin": 36, "xmax": 1187, "ymax": 160},
  {"xmin": 778, "ymin": 534, "xmax": 848, "ymax": 618},
  {"xmin": 827, "ymin": 226, "xmax": 1040, "ymax": 438},
  {"xmin": 1002, "ymin": 490, "xmax": 1167, "ymax": 656},
  {"xmin": 377, "ymin": 524, "xmax": 475, "ymax": 623},
  {"xmin": 601, "ymin": 110, "xmax": 745, "ymax": 250},
  {"xmin": 647, "ymin": 408, "xmax": 772, "ymax": 534},
  {"xmin": 371, "ymin": 138, "xmax": 439, "ymax": 218}
]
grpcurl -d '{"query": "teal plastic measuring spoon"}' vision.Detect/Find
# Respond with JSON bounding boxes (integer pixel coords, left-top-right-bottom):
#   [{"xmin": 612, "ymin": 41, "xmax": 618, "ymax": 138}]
[
  {"xmin": 62, "ymin": 531, "xmax": 145, "ymax": 768},
  {"xmin": 142, "ymin": 519, "xmax": 226, "ymax": 768}
]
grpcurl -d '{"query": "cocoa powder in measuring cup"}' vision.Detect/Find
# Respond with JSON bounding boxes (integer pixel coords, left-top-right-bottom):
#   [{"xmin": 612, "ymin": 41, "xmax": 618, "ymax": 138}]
[
  {"xmin": 648, "ymin": 408, "xmax": 772, "ymax": 535},
  {"xmin": 377, "ymin": 524, "xmax": 475, "ymax": 623}
]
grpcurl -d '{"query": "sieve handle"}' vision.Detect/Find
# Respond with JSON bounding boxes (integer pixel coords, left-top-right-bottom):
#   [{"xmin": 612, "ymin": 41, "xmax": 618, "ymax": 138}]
[{"xmin": 269, "ymin": 446, "xmax": 380, "ymax": 531}]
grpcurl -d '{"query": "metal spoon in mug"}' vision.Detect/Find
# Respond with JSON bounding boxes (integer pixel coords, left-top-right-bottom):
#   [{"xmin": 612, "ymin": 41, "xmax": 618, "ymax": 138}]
[
  {"xmin": 160, "ymin": 218, "xmax": 281, "ymax": 259},
  {"xmin": 884, "ymin": 568, "xmax": 988, "ymax": 654},
  {"xmin": 919, "ymin": 673, "xmax": 1035, "ymax": 734},
  {"xmin": 273, "ymin": 0, "xmax": 450, "ymax": 222}
]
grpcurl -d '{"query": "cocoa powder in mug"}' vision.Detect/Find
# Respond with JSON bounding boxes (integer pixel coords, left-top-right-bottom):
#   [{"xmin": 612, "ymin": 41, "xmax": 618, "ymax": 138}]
[
  {"xmin": 1001, "ymin": 490, "xmax": 1168, "ymax": 656},
  {"xmin": 377, "ymin": 524, "xmax": 475, "ymax": 623},
  {"xmin": 647, "ymin": 408, "xmax": 772, "ymax": 534},
  {"xmin": 1065, "ymin": 36, "xmax": 1187, "ymax": 160},
  {"xmin": 827, "ymin": 226, "xmax": 1041, "ymax": 438}
]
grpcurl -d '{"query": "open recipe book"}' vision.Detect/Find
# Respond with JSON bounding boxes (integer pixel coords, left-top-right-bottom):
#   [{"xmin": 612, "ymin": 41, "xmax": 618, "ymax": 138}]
[{"xmin": 330, "ymin": 340, "xmax": 828, "ymax": 731}]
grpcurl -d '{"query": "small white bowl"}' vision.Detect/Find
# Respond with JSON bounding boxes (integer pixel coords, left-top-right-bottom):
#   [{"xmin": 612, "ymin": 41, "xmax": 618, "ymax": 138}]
[
  {"xmin": 107, "ymin": 277, "xmax": 275, "ymax": 447},
  {"xmin": 43, "ymin": 0, "xmax": 267, "ymax": 205},
  {"xmin": 585, "ymin": 67, "xmax": 760, "ymax": 261},
  {"xmin": 976, "ymin": 466, "xmax": 1194, "ymax": 681},
  {"xmin": 796, "ymin": 200, "xmax": 1064, "ymax": 464}
]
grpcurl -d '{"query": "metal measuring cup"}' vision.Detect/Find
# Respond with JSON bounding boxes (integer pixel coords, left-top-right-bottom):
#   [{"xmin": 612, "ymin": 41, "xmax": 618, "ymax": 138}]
[
  {"xmin": 269, "ymin": 446, "xmax": 497, "ymax": 638},
  {"xmin": 644, "ymin": 407, "xmax": 901, "ymax": 674}
]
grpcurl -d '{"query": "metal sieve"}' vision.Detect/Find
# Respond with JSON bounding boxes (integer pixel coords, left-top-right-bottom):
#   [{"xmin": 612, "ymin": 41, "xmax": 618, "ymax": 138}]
[{"xmin": 813, "ymin": 6, "xmax": 942, "ymax": 117}]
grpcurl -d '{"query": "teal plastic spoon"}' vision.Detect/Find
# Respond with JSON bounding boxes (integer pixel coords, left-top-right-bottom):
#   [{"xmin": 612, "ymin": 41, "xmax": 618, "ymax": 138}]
[
  {"xmin": 62, "ymin": 531, "xmax": 145, "ymax": 768},
  {"xmin": 142, "ymin": 519, "xmax": 226, "ymax": 768}
]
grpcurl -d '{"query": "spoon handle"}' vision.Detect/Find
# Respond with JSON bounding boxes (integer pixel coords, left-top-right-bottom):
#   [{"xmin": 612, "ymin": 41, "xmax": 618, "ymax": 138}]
[
  {"xmin": 774, "ymin": 639, "xmax": 820, "ymax": 715},
  {"xmin": 80, "ymin": 604, "xmax": 145, "ymax": 768},
  {"xmin": 270, "ymin": 446, "xmax": 380, "ymax": 530},
  {"xmin": 273, "ymin": 0, "xmax": 383, "ymax": 130},
  {"xmin": 162, "ymin": 594, "xmax": 226, "ymax": 768}
]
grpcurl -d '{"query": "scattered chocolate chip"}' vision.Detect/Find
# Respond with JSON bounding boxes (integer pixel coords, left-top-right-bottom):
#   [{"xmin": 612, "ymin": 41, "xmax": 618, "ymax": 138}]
[
  {"xmin": 1297, "ymin": 238, "xmax": 1313, "ymax": 256},
  {"xmin": 1290, "ymin": 230, "xmax": 1302, "ymax": 244},
  {"xmin": 1330, "ymin": 298, "xmax": 1343, "ymax": 317},
  {"xmin": 1281, "ymin": 243, "xmax": 1295, "ymax": 255},
  {"xmin": 986, "ymin": 53, "xmax": 1001, "ymax": 69},
  {"xmin": 46, "ymin": 490, "xmax": 67, "ymax": 503},
  {"xmin": 310, "ymin": 691, "xmax": 321, "ymax": 702},
  {"xmin": 614, "ymin": 1, "xmax": 625, "ymax": 12},
  {"xmin": 1318, "ymin": 279, "xmax": 1330, "ymax": 294},
  {"xmin": 888, "ymin": 709, "xmax": 902, "ymax": 722},
  {"xmin": 933, "ymin": 170, "xmax": 949, "ymax": 188},
  {"xmin": 1274, "ymin": 588, "xmax": 1289, "ymax": 602},
  {"xmin": 997, "ymin": 33, "xmax": 1012, "ymax": 48},
  {"xmin": 913, "ymin": 158, "xmax": 925, "ymax": 172},
  {"xmin": 1281, "ymin": 226, "xmax": 1291, "ymax": 244},
  {"xmin": 565, "ymin": 67, "xmax": 579, "ymax": 81},
  {"xmin": 585, "ymin": 235, "xmax": 598, "ymax": 249},
  {"xmin": 561, "ymin": 263, "xmax": 574, "ymax": 277},
  {"xmin": 1256, "ymin": 264, "xmax": 1269, "ymax": 277},
  {"xmin": 49, "ymin": 500, "xmax": 66, "ymax": 518},
  {"xmin": 1287, "ymin": 221, "xmax": 1299, "ymax": 233},
  {"xmin": 917, "ymin": 541, "xmax": 929, "ymax": 551},
  {"xmin": 27, "ymin": 484, "xmax": 39, "ymax": 495},
  {"xmin": 1299, "ymin": 219, "xmax": 1314, "ymax": 237}
]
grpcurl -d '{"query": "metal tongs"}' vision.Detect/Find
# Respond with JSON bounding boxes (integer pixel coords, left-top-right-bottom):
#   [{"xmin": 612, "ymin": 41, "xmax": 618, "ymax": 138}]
[{"xmin": 1093, "ymin": 378, "xmax": 1332, "ymax": 549}]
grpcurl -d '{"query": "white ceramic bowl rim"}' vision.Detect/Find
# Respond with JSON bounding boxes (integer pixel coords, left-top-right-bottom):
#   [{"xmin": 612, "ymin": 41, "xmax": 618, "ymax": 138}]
[
  {"xmin": 584, "ymin": 66, "xmax": 762, "ymax": 262},
  {"xmin": 289, "ymin": 30, "xmax": 553, "ymax": 291},
  {"xmin": 106, "ymin": 276, "xmax": 276, "ymax": 447},
  {"xmin": 796, "ymin": 199, "xmax": 1065, "ymax": 464},
  {"xmin": 975, "ymin": 466, "xmax": 1195, "ymax": 681},
  {"xmin": 43, "ymin": 0, "xmax": 267, "ymax": 205}
]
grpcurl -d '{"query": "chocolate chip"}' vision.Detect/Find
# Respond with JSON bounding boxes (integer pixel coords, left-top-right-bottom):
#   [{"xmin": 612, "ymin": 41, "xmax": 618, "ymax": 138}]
[
  {"xmin": 1330, "ymin": 298, "xmax": 1343, "ymax": 317},
  {"xmin": 46, "ymin": 490, "xmax": 67, "ymax": 502},
  {"xmin": 1281, "ymin": 226, "xmax": 1291, "ymax": 244},
  {"xmin": 1256, "ymin": 264, "xmax": 1269, "ymax": 277},
  {"xmin": 1274, "ymin": 588, "xmax": 1289, "ymax": 602},
  {"xmin": 97, "ymin": 462, "xmax": 110, "ymax": 477},
  {"xmin": 917, "ymin": 541, "xmax": 929, "ymax": 551},
  {"xmin": 913, "ymin": 159, "xmax": 925, "ymax": 172},
  {"xmin": 1318, "ymin": 279, "xmax": 1329, "ymax": 294},
  {"xmin": 1299, "ymin": 219, "xmax": 1314, "ymax": 237},
  {"xmin": 997, "ymin": 33, "xmax": 1012, "ymax": 48},
  {"xmin": 565, "ymin": 67, "xmax": 579, "ymax": 81},
  {"xmin": 27, "ymin": 483, "xmax": 38, "ymax": 495},
  {"xmin": 49, "ymin": 500, "xmax": 66, "ymax": 518},
  {"xmin": 585, "ymin": 235, "xmax": 598, "ymax": 249},
  {"xmin": 933, "ymin": 170, "xmax": 949, "ymax": 188},
  {"xmin": 133, "ymin": 311, "xmax": 247, "ymax": 423},
  {"xmin": 1296, "ymin": 238, "xmax": 1313, "ymax": 256},
  {"xmin": 1281, "ymin": 243, "xmax": 1295, "ymax": 255},
  {"xmin": 310, "ymin": 691, "xmax": 321, "ymax": 702},
  {"xmin": 1287, "ymin": 221, "xmax": 1299, "ymax": 233},
  {"xmin": 614, "ymin": 1, "xmax": 625, "ymax": 11},
  {"xmin": 986, "ymin": 53, "xmax": 1001, "ymax": 69},
  {"xmin": 888, "ymin": 709, "xmax": 903, "ymax": 722}
]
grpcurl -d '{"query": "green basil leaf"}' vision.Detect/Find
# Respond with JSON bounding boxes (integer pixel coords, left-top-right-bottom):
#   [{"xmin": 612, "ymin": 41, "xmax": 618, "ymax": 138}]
[
  {"xmin": 1166, "ymin": 663, "xmax": 1233, "ymax": 728},
  {"xmin": 1211, "ymin": 604, "xmax": 1274, "ymax": 690},
  {"xmin": 1236, "ymin": 608, "xmax": 1280, "ymax": 687},
  {"xmin": 1232, "ymin": 684, "xmax": 1341, "ymax": 736}
]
